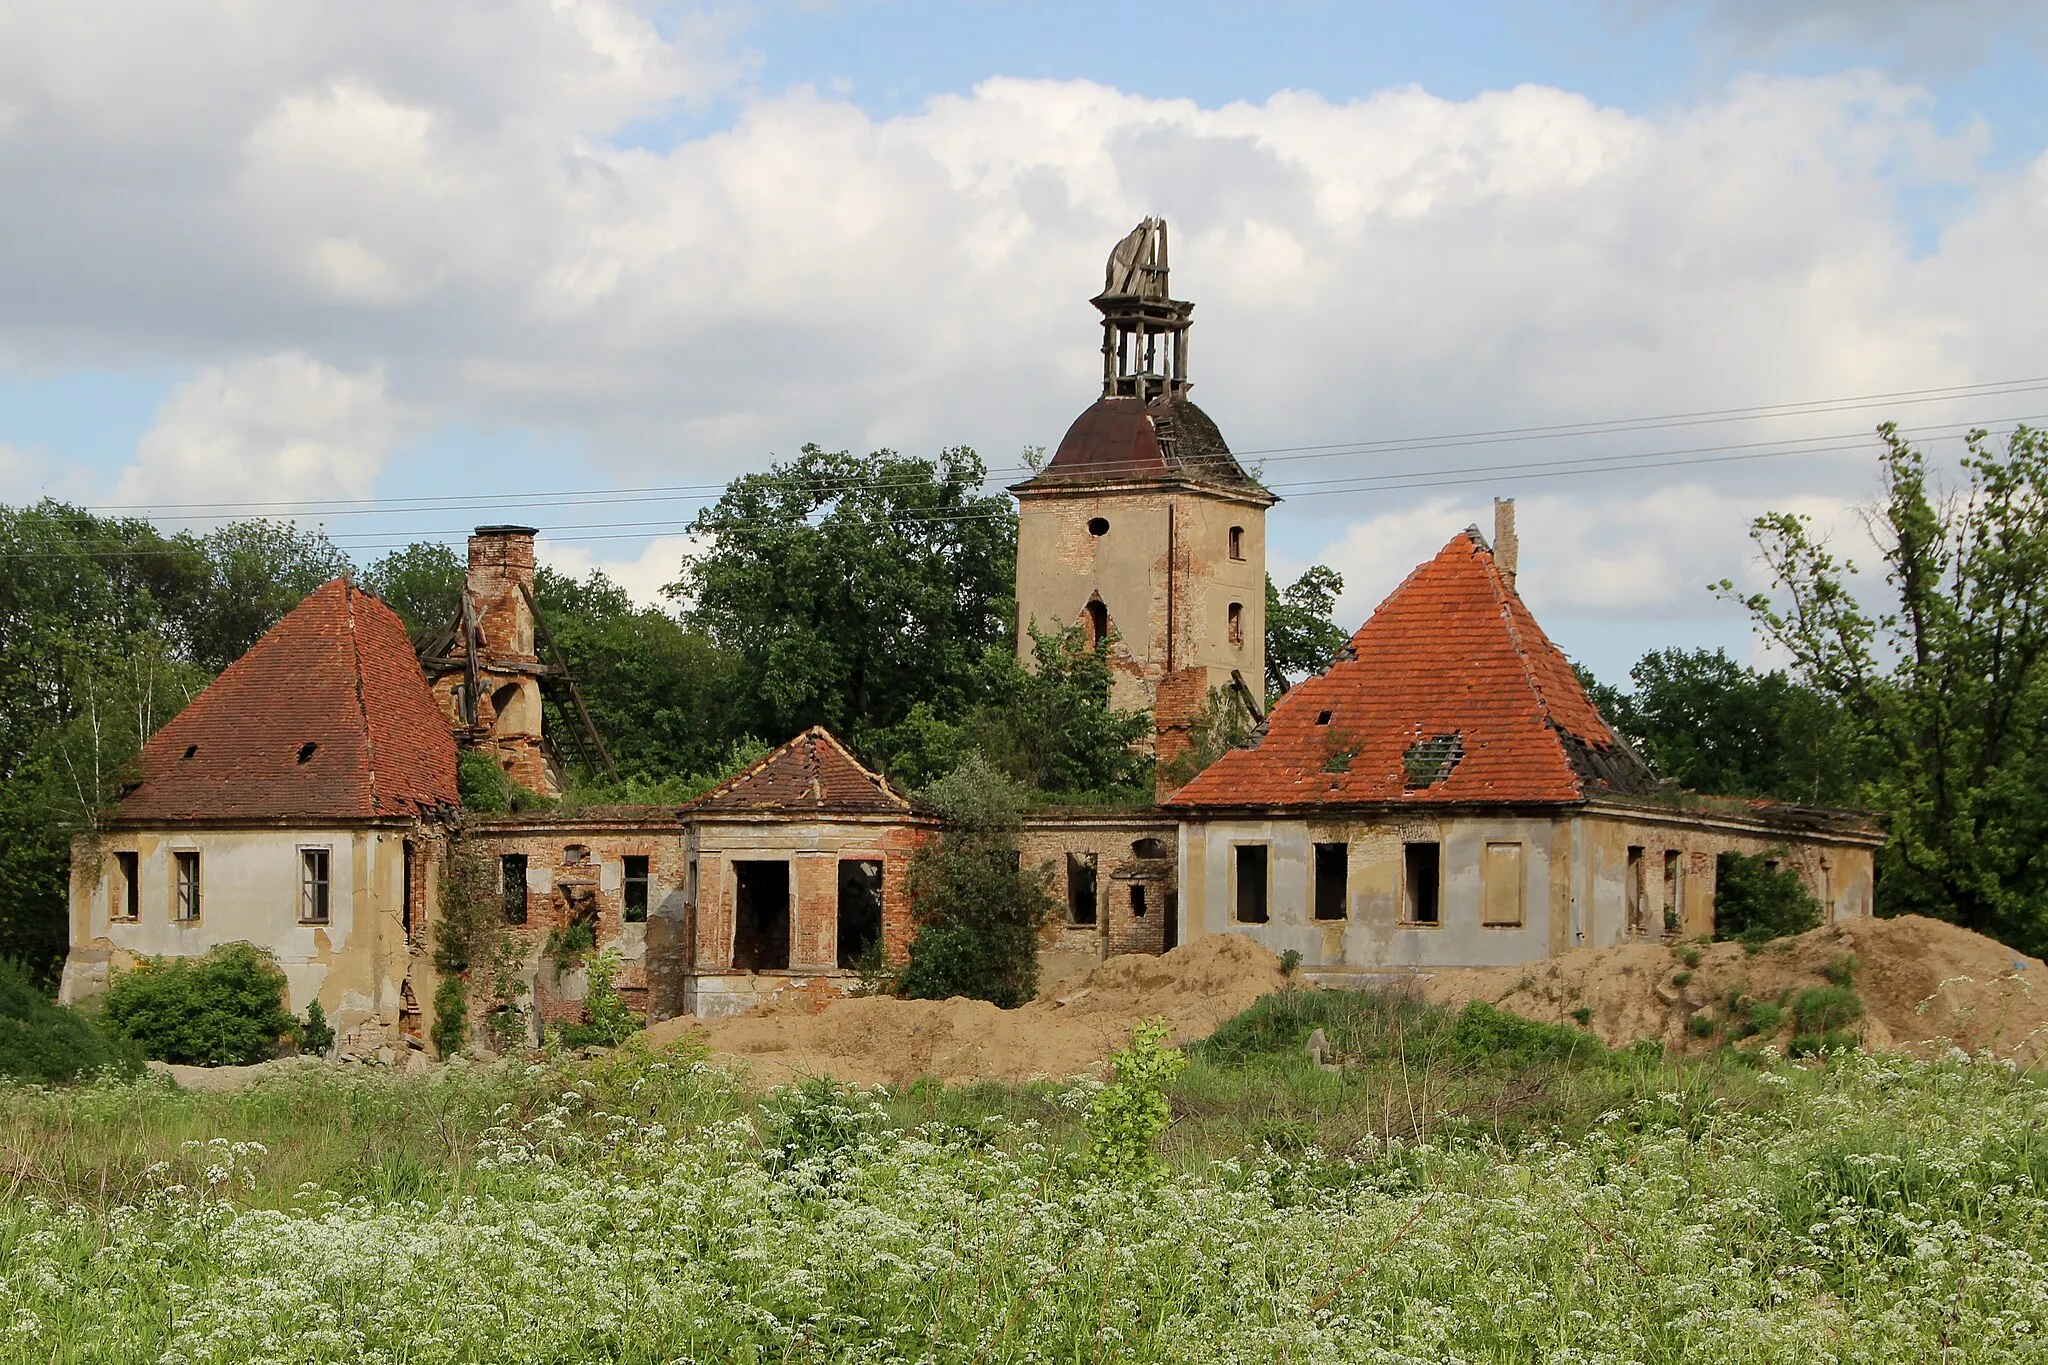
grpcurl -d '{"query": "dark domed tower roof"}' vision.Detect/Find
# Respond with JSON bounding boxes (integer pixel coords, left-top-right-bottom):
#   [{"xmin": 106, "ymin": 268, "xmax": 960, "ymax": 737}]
[{"xmin": 1028, "ymin": 394, "xmax": 1260, "ymax": 490}]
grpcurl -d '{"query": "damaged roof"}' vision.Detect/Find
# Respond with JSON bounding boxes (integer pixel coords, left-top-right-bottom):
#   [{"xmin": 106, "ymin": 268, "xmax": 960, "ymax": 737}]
[
  {"xmin": 689, "ymin": 726, "xmax": 912, "ymax": 816},
  {"xmin": 117, "ymin": 578, "xmax": 459, "ymax": 824},
  {"xmin": 1166, "ymin": 529, "xmax": 1656, "ymax": 811},
  {"xmin": 1016, "ymin": 395, "xmax": 1271, "ymax": 495}
]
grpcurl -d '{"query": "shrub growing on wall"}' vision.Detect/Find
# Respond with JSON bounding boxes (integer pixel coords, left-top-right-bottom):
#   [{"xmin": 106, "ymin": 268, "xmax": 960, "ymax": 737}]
[
  {"xmin": 434, "ymin": 838, "xmax": 501, "ymax": 974},
  {"xmin": 102, "ymin": 942, "xmax": 297, "ymax": 1066},
  {"xmin": 1713, "ymin": 850, "xmax": 1824, "ymax": 945},
  {"xmin": 896, "ymin": 755, "xmax": 1054, "ymax": 1009}
]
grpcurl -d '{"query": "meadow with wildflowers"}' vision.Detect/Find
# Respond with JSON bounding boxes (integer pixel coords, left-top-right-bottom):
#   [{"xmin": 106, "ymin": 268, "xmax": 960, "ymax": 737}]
[{"xmin": 4, "ymin": 994, "xmax": 2048, "ymax": 1362}]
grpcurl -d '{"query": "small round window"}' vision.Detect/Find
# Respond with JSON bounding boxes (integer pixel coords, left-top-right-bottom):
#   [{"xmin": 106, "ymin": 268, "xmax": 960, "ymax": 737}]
[{"xmin": 1087, "ymin": 517, "xmax": 1110, "ymax": 537}]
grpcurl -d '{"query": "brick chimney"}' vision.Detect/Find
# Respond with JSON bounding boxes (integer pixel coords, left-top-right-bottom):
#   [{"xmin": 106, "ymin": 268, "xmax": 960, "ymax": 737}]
[
  {"xmin": 1492, "ymin": 498, "xmax": 1518, "ymax": 592},
  {"xmin": 467, "ymin": 525, "xmax": 538, "ymax": 661},
  {"xmin": 460, "ymin": 525, "xmax": 555, "ymax": 795}
]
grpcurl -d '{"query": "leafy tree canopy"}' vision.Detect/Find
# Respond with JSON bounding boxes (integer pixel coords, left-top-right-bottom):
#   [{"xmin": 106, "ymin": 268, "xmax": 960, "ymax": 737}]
[
  {"xmin": 363, "ymin": 541, "xmax": 465, "ymax": 635},
  {"xmin": 673, "ymin": 445, "xmax": 1016, "ymax": 749},
  {"xmin": 1724, "ymin": 422, "xmax": 2048, "ymax": 951},
  {"xmin": 1265, "ymin": 565, "xmax": 1348, "ymax": 700}
]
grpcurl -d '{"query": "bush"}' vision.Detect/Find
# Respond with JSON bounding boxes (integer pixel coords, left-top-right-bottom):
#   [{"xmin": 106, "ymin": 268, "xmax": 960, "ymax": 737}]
[
  {"xmin": 434, "ymin": 839, "xmax": 500, "ymax": 974},
  {"xmin": 432, "ymin": 976, "xmax": 469, "ymax": 1058},
  {"xmin": 1713, "ymin": 851, "xmax": 1823, "ymax": 945},
  {"xmin": 1086, "ymin": 1019, "xmax": 1186, "ymax": 1179},
  {"xmin": 1794, "ymin": 984, "xmax": 1864, "ymax": 1035},
  {"xmin": 102, "ymin": 942, "xmax": 296, "ymax": 1066},
  {"xmin": 896, "ymin": 756, "xmax": 1055, "ymax": 1008},
  {"xmin": 1686, "ymin": 1012, "xmax": 1716, "ymax": 1039},
  {"xmin": 298, "ymin": 998, "xmax": 336, "ymax": 1056},
  {"xmin": 0, "ymin": 958, "xmax": 142, "ymax": 1083},
  {"xmin": 555, "ymin": 947, "xmax": 640, "ymax": 1049}
]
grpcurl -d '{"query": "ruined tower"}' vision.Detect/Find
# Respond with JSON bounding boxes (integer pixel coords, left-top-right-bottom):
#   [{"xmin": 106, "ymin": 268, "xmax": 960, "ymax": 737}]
[
  {"xmin": 1010, "ymin": 218, "xmax": 1277, "ymax": 770},
  {"xmin": 421, "ymin": 525, "xmax": 557, "ymax": 796}
]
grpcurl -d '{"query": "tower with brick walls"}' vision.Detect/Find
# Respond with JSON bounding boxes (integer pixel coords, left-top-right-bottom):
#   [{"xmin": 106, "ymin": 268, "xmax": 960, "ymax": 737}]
[
  {"xmin": 421, "ymin": 525, "xmax": 559, "ymax": 797},
  {"xmin": 1010, "ymin": 218, "xmax": 1276, "ymax": 776}
]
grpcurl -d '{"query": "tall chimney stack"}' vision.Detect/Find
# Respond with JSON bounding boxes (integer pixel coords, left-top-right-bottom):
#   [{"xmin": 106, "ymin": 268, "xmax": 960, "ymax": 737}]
[{"xmin": 1493, "ymin": 497, "xmax": 1518, "ymax": 591}]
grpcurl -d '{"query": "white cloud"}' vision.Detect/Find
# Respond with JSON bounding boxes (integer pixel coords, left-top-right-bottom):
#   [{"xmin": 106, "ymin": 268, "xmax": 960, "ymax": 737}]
[
  {"xmin": 113, "ymin": 354, "xmax": 398, "ymax": 519},
  {"xmin": 537, "ymin": 532, "xmax": 699, "ymax": 611}
]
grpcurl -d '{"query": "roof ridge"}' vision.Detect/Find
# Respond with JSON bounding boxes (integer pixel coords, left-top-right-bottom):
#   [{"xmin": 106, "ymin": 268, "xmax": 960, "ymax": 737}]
[
  {"xmin": 1477, "ymin": 540, "xmax": 1579, "ymax": 794},
  {"xmin": 344, "ymin": 579, "xmax": 382, "ymax": 814}
]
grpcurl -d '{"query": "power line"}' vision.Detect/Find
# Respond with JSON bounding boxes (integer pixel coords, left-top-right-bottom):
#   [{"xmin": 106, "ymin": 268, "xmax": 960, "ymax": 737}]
[{"xmin": 76, "ymin": 374, "xmax": 2048, "ymax": 520}]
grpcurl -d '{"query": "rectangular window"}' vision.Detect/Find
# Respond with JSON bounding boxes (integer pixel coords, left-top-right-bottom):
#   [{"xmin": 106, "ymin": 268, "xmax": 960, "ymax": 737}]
[
  {"xmin": 623, "ymin": 854, "xmax": 650, "ymax": 923},
  {"xmin": 1313, "ymin": 842, "xmax": 1348, "ymax": 920},
  {"xmin": 1663, "ymin": 850, "xmax": 1682, "ymax": 935},
  {"xmin": 837, "ymin": 859, "xmax": 883, "ymax": 968},
  {"xmin": 402, "ymin": 840, "xmax": 417, "ymax": 944},
  {"xmin": 1625, "ymin": 845, "xmax": 1645, "ymax": 935},
  {"xmin": 1129, "ymin": 884, "xmax": 1147, "ymax": 917},
  {"xmin": 1402, "ymin": 842, "xmax": 1440, "ymax": 925},
  {"xmin": 733, "ymin": 860, "xmax": 791, "ymax": 971},
  {"xmin": 1481, "ymin": 841, "xmax": 1525, "ymax": 927},
  {"xmin": 501, "ymin": 853, "xmax": 528, "ymax": 925},
  {"xmin": 1234, "ymin": 844, "xmax": 1269, "ymax": 923},
  {"xmin": 1228, "ymin": 525, "xmax": 1245, "ymax": 561},
  {"xmin": 113, "ymin": 851, "xmax": 140, "ymax": 921},
  {"xmin": 1067, "ymin": 852, "xmax": 1099, "ymax": 925},
  {"xmin": 173, "ymin": 851, "xmax": 201, "ymax": 922},
  {"xmin": 300, "ymin": 847, "xmax": 331, "ymax": 923}
]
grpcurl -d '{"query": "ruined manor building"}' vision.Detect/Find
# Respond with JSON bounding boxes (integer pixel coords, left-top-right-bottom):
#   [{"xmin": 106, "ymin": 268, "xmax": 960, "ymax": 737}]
[{"xmin": 60, "ymin": 219, "xmax": 1879, "ymax": 1050}]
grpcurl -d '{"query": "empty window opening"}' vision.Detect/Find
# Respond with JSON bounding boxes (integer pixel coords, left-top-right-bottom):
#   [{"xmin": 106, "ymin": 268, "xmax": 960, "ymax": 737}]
[
  {"xmin": 1316, "ymin": 710, "xmax": 1333, "ymax": 726},
  {"xmin": 1228, "ymin": 525, "xmax": 1245, "ymax": 560},
  {"xmin": 837, "ymin": 859, "xmax": 883, "ymax": 968},
  {"xmin": 1235, "ymin": 844, "xmax": 1270, "ymax": 924},
  {"xmin": 564, "ymin": 844, "xmax": 591, "ymax": 865},
  {"xmin": 1227, "ymin": 602, "xmax": 1244, "ymax": 647},
  {"xmin": 732, "ymin": 861, "xmax": 791, "ymax": 971},
  {"xmin": 402, "ymin": 840, "xmax": 417, "ymax": 944},
  {"xmin": 300, "ymin": 848, "xmax": 331, "ymax": 924},
  {"xmin": 1625, "ymin": 845, "xmax": 1646, "ymax": 936},
  {"xmin": 1084, "ymin": 599, "xmax": 1110, "ymax": 652},
  {"xmin": 1163, "ymin": 890, "xmax": 1180, "ymax": 950},
  {"xmin": 1067, "ymin": 852, "xmax": 1099, "ymax": 926},
  {"xmin": 490, "ymin": 682, "xmax": 521, "ymax": 722},
  {"xmin": 182, "ymin": 744, "xmax": 198, "ymax": 760},
  {"xmin": 1403, "ymin": 733, "xmax": 1465, "ymax": 788},
  {"xmin": 1481, "ymin": 842, "xmax": 1525, "ymax": 927},
  {"xmin": 501, "ymin": 854, "xmax": 528, "ymax": 924},
  {"xmin": 174, "ymin": 851, "xmax": 201, "ymax": 922},
  {"xmin": 623, "ymin": 854, "xmax": 651, "ymax": 923},
  {"xmin": 1313, "ymin": 842, "xmax": 1348, "ymax": 920},
  {"xmin": 114, "ymin": 851, "xmax": 139, "ymax": 921},
  {"xmin": 1402, "ymin": 842, "xmax": 1440, "ymax": 925},
  {"xmin": 1662, "ymin": 850, "xmax": 1682, "ymax": 935},
  {"xmin": 1087, "ymin": 516, "xmax": 1110, "ymax": 537},
  {"xmin": 296, "ymin": 741, "xmax": 318, "ymax": 764},
  {"xmin": 1131, "ymin": 836, "xmax": 1170, "ymax": 860},
  {"xmin": 1129, "ymin": 884, "xmax": 1147, "ymax": 917}
]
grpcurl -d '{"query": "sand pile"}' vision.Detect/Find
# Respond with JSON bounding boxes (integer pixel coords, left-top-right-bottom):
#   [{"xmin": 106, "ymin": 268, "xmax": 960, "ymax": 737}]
[
  {"xmin": 639, "ymin": 933, "xmax": 1289, "ymax": 1087},
  {"xmin": 1422, "ymin": 914, "xmax": 2048, "ymax": 1063}
]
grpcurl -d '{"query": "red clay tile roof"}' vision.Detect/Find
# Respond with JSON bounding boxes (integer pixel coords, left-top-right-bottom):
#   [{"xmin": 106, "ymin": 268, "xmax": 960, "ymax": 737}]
[
  {"xmin": 1166, "ymin": 529, "xmax": 1654, "ymax": 810},
  {"xmin": 1019, "ymin": 396, "xmax": 1269, "ymax": 493},
  {"xmin": 117, "ymin": 578, "xmax": 458, "ymax": 824},
  {"xmin": 689, "ymin": 726, "xmax": 912, "ymax": 815}
]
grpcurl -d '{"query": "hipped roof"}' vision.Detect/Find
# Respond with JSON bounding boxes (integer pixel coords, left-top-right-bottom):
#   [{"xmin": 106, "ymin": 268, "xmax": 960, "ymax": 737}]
[
  {"xmin": 1167, "ymin": 529, "xmax": 1654, "ymax": 810},
  {"xmin": 689, "ymin": 726, "xmax": 912, "ymax": 815},
  {"xmin": 117, "ymin": 578, "xmax": 459, "ymax": 824}
]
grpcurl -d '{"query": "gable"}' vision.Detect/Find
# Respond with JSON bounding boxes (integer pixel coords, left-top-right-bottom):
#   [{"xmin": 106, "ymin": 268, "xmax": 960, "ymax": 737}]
[{"xmin": 690, "ymin": 726, "xmax": 911, "ymax": 816}]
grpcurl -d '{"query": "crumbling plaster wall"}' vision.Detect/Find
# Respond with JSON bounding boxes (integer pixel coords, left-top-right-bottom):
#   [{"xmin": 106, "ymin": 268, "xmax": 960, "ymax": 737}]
[
  {"xmin": 61, "ymin": 823, "xmax": 436, "ymax": 1048},
  {"xmin": 685, "ymin": 816, "xmax": 927, "ymax": 1019},
  {"xmin": 1017, "ymin": 813, "xmax": 1178, "ymax": 984},
  {"xmin": 1178, "ymin": 807, "xmax": 1882, "ymax": 983},
  {"xmin": 1013, "ymin": 485, "xmax": 1267, "ymax": 747}
]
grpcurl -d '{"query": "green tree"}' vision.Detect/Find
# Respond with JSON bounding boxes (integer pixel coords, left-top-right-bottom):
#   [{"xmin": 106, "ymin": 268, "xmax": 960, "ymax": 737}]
[
  {"xmin": 1265, "ymin": 565, "xmax": 1348, "ymax": 699},
  {"xmin": 1596, "ymin": 649, "xmax": 1857, "ymax": 804},
  {"xmin": 182, "ymin": 519, "xmax": 353, "ymax": 671},
  {"xmin": 1724, "ymin": 422, "xmax": 2048, "ymax": 950},
  {"xmin": 102, "ymin": 942, "xmax": 298, "ymax": 1066},
  {"xmin": 674, "ymin": 445, "xmax": 1015, "ymax": 748},
  {"xmin": 896, "ymin": 755, "xmax": 1055, "ymax": 1008},
  {"xmin": 363, "ymin": 541, "xmax": 466, "ymax": 635}
]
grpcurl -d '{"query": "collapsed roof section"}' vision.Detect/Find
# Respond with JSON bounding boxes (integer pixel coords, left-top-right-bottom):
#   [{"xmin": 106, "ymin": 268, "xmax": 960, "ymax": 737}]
[
  {"xmin": 1166, "ymin": 529, "xmax": 1657, "ymax": 810},
  {"xmin": 117, "ymin": 578, "xmax": 459, "ymax": 824}
]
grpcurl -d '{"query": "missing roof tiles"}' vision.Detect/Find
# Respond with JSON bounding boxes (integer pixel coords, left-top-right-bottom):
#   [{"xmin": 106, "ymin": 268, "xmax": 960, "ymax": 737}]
[
  {"xmin": 297, "ymin": 742, "xmax": 318, "ymax": 764},
  {"xmin": 182, "ymin": 744, "xmax": 198, "ymax": 760},
  {"xmin": 1403, "ymin": 732, "xmax": 1465, "ymax": 789},
  {"xmin": 1315, "ymin": 710, "xmax": 1333, "ymax": 725}
]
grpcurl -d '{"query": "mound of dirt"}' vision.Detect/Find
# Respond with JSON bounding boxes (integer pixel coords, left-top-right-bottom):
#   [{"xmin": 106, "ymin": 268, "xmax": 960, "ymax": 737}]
[
  {"xmin": 1421, "ymin": 915, "xmax": 2048, "ymax": 1062},
  {"xmin": 639, "ymin": 934, "xmax": 1290, "ymax": 1087}
]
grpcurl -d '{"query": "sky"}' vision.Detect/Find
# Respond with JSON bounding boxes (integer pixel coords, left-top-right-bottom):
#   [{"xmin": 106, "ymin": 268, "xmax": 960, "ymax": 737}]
[{"xmin": 3, "ymin": 0, "xmax": 2047, "ymax": 685}]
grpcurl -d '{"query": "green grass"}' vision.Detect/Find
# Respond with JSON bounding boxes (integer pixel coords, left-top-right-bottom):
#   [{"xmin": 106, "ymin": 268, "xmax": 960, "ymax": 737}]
[{"xmin": 4, "ymin": 988, "xmax": 2048, "ymax": 1361}]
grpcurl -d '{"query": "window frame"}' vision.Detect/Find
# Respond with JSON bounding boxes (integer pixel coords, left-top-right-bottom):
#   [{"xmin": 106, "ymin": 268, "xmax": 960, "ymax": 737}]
[
  {"xmin": 1400, "ymin": 841, "xmax": 1441, "ymax": 927},
  {"xmin": 1312, "ymin": 841, "xmax": 1348, "ymax": 921},
  {"xmin": 501, "ymin": 853, "xmax": 529, "ymax": 925},
  {"xmin": 1228, "ymin": 525, "xmax": 1245, "ymax": 560},
  {"xmin": 622, "ymin": 854, "xmax": 651, "ymax": 923},
  {"xmin": 1227, "ymin": 601, "xmax": 1244, "ymax": 647},
  {"xmin": 173, "ymin": 850, "xmax": 202, "ymax": 923},
  {"xmin": 1232, "ymin": 842, "xmax": 1270, "ymax": 924},
  {"xmin": 1479, "ymin": 840, "xmax": 1526, "ymax": 928},
  {"xmin": 112, "ymin": 850, "xmax": 140, "ymax": 922},
  {"xmin": 299, "ymin": 845, "xmax": 332, "ymax": 924},
  {"xmin": 1066, "ymin": 852, "xmax": 1099, "ymax": 926}
]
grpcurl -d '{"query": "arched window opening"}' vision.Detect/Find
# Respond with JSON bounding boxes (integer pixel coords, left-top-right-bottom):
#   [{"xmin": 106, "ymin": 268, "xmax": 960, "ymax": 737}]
[
  {"xmin": 1085, "ymin": 599, "xmax": 1110, "ymax": 652},
  {"xmin": 1228, "ymin": 525, "xmax": 1245, "ymax": 560},
  {"xmin": 1227, "ymin": 601, "xmax": 1244, "ymax": 647}
]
